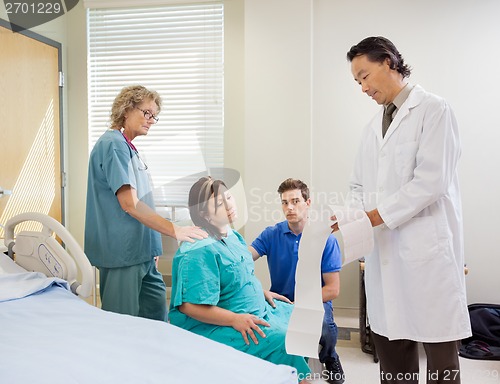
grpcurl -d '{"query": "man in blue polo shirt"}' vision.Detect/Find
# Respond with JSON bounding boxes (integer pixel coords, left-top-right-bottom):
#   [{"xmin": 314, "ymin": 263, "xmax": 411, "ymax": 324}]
[{"xmin": 249, "ymin": 178, "xmax": 344, "ymax": 384}]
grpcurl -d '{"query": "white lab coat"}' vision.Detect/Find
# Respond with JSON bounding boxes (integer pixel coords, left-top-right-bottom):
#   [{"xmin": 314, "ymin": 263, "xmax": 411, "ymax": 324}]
[{"xmin": 348, "ymin": 85, "xmax": 472, "ymax": 341}]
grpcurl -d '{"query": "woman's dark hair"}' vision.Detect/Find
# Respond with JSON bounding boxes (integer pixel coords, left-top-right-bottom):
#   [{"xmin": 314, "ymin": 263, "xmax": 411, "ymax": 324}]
[
  {"xmin": 188, "ymin": 176, "xmax": 228, "ymax": 239},
  {"xmin": 346, "ymin": 36, "xmax": 412, "ymax": 78}
]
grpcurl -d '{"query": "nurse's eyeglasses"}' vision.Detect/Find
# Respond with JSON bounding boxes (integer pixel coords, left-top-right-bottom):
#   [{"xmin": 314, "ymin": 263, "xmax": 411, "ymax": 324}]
[{"xmin": 136, "ymin": 107, "xmax": 159, "ymax": 123}]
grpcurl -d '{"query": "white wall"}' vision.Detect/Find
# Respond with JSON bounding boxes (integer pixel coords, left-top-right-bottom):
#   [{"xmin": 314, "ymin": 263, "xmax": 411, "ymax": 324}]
[{"xmin": 244, "ymin": 0, "xmax": 500, "ymax": 307}]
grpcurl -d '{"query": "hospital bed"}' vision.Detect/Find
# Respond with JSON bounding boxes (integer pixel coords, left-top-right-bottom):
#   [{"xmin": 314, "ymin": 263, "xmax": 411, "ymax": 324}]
[{"xmin": 0, "ymin": 212, "xmax": 297, "ymax": 384}]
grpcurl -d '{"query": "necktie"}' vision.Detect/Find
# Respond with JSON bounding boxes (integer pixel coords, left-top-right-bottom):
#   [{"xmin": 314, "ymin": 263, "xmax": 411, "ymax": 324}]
[{"xmin": 382, "ymin": 103, "xmax": 397, "ymax": 138}]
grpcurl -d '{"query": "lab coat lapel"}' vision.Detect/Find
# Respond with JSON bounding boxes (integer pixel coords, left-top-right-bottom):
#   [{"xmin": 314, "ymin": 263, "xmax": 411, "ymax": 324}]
[
  {"xmin": 379, "ymin": 85, "xmax": 426, "ymax": 146},
  {"xmin": 373, "ymin": 109, "xmax": 385, "ymax": 147},
  {"xmin": 381, "ymin": 107, "xmax": 407, "ymax": 144}
]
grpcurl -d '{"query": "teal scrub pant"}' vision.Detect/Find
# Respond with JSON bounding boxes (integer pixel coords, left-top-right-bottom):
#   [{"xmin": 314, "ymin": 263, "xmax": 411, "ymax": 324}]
[{"xmin": 99, "ymin": 259, "xmax": 167, "ymax": 321}]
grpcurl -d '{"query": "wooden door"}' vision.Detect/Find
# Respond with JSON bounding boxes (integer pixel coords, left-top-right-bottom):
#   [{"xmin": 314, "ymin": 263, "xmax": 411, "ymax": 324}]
[{"xmin": 0, "ymin": 20, "xmax": 63, "ymax": 237}]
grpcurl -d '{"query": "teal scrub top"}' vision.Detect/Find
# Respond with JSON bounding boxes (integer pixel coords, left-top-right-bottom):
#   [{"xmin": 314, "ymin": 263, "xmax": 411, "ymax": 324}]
[
  {"xmin": 169, "ymin": 230, "xmax": 266, "ymax": 321},
  {"xmin": 169, "ymin": 230, "xmax": 310, "ymax": 378},
  {"xmin": 84, "ymin": 129, "xmax": 162, "ymax": 268}
]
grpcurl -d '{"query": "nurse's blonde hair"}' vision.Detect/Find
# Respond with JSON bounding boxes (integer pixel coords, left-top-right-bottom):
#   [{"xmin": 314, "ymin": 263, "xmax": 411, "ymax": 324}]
[{"xmin": 110, "ymin": 85, "xmax": 162, "ymax": 129}]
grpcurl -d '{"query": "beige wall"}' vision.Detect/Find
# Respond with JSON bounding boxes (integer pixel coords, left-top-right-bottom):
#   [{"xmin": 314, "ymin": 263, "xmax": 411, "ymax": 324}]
[
  {"xmin": 64, "ymin": 4, "xmax": 88, "ymax": 247},
  {"xmin": 224, "ymin": 0, "xmax": 245, "ymax": 180}
]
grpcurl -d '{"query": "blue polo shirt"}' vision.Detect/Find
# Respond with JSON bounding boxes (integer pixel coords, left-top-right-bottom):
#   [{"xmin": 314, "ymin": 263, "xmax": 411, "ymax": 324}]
[{"xmin": 251, "ymin": 220, "xmax": 342, "ymax": 302}]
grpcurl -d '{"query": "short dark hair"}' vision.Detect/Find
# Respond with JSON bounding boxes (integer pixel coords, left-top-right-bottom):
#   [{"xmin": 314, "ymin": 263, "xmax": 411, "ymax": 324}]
[
  {"xmin": 188, "ymin": 176, "xmax": 228, "ymax": 239},
  {"xmin": 346, "ymin": 36, "xmax": 412, "ymax": 78},
  {"xmin": 277, "ymin": 178, "xmax": 310, "ymax": 201}
]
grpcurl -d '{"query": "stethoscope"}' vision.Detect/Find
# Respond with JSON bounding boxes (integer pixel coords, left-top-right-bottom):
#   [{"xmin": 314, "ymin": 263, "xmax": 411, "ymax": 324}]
[{"xmin": 120, "ymin": 129, "xmax": 148, "ymax": 171}]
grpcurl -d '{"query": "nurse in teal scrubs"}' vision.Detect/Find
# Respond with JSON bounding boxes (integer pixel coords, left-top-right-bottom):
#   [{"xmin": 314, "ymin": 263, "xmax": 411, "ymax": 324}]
[
  {"xmin": 169, "ymin": 177, "xmax": 311, "ymax": 382},
  {"xmin": 85, "ymin": 85, "xmax": 206, "ymax": 320}
]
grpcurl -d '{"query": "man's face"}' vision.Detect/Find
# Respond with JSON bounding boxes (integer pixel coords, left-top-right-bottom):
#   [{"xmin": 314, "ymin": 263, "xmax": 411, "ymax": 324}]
[
  {"xmin": 281, "ymin": 189, "xmax": 310, "ymax": 225},
  {"xmin": 351, "ymin": 54, "xmax": 398, "ymax": 105}
]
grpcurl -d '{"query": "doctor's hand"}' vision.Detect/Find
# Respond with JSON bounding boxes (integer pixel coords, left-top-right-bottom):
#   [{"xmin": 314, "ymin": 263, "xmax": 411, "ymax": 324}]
[
  {"xmin": 366, "ymin": 209, "xmax": 384, "ymax": 227},
  {"xmin": 264, "ymin": 290, "xmax": 293, "ymax": 308},
  {"xmin": 231, "ymin": 313, "xmax": 270, "ymax": 345},
  {"xmin": 330, "ymin": 215, "xmax": 339, "ymax": 232}
]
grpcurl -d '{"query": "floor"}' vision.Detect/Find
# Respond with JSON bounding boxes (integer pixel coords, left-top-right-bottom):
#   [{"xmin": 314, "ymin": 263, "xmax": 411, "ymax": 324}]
[{"xmin": 308, "ymin": 308, "xmax": 500, "ymax": 384}]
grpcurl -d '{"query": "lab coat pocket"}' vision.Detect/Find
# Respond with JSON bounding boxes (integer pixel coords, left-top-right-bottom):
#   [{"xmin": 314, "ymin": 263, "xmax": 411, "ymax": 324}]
[
  {"xmin": 395, "ymin": 141, "xmax": 418, "ymax": 178},
  {"xmin": 398, "ymin": 216, "xmax": 439, "ymax": 262}
]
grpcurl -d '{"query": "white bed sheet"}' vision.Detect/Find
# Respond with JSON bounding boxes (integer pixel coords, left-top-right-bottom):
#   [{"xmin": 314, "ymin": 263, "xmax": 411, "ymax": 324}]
[{"xmin": 0, "ymin": 254, "xmax": 297, "ymax": 384}]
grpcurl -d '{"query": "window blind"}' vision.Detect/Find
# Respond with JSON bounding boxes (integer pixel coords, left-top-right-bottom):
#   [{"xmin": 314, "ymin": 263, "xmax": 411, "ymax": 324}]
[{"xmin": 87, "ymin": 3, "xmax": 224, "ymax": 210}]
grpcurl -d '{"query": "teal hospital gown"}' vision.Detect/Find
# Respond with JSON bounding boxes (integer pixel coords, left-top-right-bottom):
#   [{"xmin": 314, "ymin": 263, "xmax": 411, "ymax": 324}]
[{"xmin": 169, "ymin": 229, "xmax": 310, "ymax": 379}]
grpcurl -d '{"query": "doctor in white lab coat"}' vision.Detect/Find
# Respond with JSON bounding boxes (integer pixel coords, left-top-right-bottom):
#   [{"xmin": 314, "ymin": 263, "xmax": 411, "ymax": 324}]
[{"xmin": 345, "ymin": 37, "xmax": 471, "ymax": 384}]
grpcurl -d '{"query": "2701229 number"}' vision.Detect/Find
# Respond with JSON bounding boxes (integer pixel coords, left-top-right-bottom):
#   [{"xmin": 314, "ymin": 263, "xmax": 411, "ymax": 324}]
[{"xmin": 5, "ymin": 2, "xmax": 62, "ymax": 14}]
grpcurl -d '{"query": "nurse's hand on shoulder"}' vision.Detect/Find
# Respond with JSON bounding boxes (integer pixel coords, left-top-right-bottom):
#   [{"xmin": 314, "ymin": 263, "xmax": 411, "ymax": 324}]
[{"xmin": 173, "ymin": 225, "xmax": 208, "ymax": 242}]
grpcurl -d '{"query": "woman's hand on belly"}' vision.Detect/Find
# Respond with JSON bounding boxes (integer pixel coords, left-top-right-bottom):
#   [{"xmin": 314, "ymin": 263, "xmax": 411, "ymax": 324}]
[{"xmin": 231, "ymin": 313, "xmax": 270, "ymax": 345}]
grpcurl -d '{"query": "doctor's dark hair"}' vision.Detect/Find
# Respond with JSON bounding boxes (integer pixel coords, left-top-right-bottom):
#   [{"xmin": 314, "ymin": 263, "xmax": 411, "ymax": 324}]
[
  {"xmin": 346, "ymin": 36, "xmax": 412, "ymax": 78},
  {"xmin": 188, "ymin": 176, "xmax": 228, "ymax": 240},
  {"xmin": 277, "ymin": 178, "xmax": 310, "ymax": 201},
  {"xmin": 110, "ymin": 85, "xmax": 162, "ymax": 129}
]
